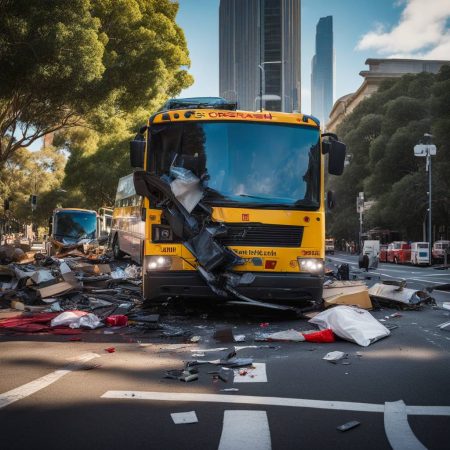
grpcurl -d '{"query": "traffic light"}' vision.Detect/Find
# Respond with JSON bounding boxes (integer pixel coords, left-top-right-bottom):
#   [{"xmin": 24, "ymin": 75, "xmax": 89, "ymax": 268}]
[
  {"xmin": 30, "ymin": 195, "xmax": 37, "ymax": 206},
  {"xmin": 3, "ymin": 198, "xmax": 10, "ymax": 210}
]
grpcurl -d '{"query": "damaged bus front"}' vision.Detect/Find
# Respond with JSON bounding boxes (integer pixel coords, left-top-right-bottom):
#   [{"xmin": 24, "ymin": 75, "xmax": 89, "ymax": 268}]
[
  {"xmin": 46, "ymin": 208, "xmax": 98, "ymax": 255},
  {"xmin": 130, "ymin": 97, "xmax": 346, "ymax": 307}
]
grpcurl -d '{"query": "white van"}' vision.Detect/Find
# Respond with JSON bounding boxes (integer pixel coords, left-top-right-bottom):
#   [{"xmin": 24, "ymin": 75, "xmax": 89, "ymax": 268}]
[
  {"xmin": 411, "ymin": 242, "xmax": 429, "ymax": 265},
  {"xmin": 359, "ymin": 240, "xmax": 380, "ymax": 269},
  {"xmin": 432, "ymin": 240, "xmax": 450, "ymax": 263}
]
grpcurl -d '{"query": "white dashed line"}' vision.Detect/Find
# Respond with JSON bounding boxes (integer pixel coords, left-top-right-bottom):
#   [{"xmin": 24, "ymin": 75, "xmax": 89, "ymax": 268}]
[
  {"xmin": 0, "ymin": 353, "xmax": 100, "ymax": 409},
  {"xmin": 218, "ymin": 410, "xmax": 271, "ymax": 450}
]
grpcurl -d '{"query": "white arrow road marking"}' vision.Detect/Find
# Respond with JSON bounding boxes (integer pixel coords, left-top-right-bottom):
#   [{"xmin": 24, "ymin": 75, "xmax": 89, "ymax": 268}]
[
  {"xmin": 218, "ymin": 410, "xmax": 271, "ymax": 450},
  {"xmin": 100, "ymin": 391, "xmax": 450, "ymax": 416},
  {"xmin": 384, "ymin": 401, "xmax": 427, "ymax": 450},
  {"xmin": 0, "ymin": 353, "xmax": 100, "ymax": 409}
]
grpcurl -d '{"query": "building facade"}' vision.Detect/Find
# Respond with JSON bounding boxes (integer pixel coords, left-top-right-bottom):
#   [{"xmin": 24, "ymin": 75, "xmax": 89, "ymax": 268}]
[
  {"xmin": 219, "ymin": 0, "xmax": 301, "ymax": 112},
  {"xmin": 311, "ymin": 16, "xmax": 334, "ymax": 127},
  {"xmin": 326, "ymin": 58, "xmax": 450, "ymax": 133}
]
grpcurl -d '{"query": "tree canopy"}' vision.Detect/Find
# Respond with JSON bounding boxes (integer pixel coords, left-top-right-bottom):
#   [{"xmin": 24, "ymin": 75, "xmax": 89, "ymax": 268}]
[
  {"xmin": 0, "ymin": 0, "xmax": 192, "ymax": 168},
  {"xmin": 328, "ymin": 67, "xmax": 450, "ymax": 243}
]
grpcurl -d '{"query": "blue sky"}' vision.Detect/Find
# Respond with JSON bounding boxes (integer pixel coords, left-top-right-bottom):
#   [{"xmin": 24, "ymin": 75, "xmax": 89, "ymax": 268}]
[{"xmin": 177, "ymin": 0, "xmax": 450, "ymax": 114}]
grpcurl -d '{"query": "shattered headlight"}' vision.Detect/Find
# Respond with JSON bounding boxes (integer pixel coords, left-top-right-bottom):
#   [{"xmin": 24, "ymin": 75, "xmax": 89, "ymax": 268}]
[
  {"xmin": 298, "ymin": 258, "xmax": 324, "ymax": 274},
  {"xmin": 147, "ymin": 256, "xmax": 173, "ymax": 271}
]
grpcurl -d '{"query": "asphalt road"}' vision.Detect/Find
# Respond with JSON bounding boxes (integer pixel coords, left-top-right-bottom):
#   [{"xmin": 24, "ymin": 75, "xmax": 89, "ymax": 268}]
[{"xmin": 1, "ymin": 253, "xmax": 450, "ymax": 450}]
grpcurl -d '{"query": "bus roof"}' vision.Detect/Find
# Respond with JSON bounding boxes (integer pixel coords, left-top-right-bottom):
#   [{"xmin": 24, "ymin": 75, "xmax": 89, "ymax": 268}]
[
  {"xmin": 150, "ymin": 97, "xmax": 320, "ymax": 128},
  {"xmin": 54, "ymin": 208, "xmax": 96, "ymax": 214}
]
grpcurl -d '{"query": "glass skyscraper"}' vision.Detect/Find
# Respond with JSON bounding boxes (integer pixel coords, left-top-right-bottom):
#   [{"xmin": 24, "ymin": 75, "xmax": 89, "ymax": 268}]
[
  {"xmin": 219, "ymin": 0, "xmax": 301, "ymax": 112},
  {"xmin": 311, "ymin": 16, "xmax": 334, "ymax": 126}
]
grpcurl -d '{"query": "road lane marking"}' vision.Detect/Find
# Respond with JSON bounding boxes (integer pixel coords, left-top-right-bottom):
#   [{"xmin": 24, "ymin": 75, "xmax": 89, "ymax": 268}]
[
  {"xmin": 218, "ymin": 410, "xmax": 271, "ymax": 450},
  {"xmin": 234, "ymin": 363, "xmax": 267, "ymax": 383},
  {"xmin": 0, "ymin": 353, "xmax": 100, "ymax": 409},
  {"xmin": 100, "ymin": 391, "xmax": 450, "ymax": 416},
  {"xmin": 384, "ymin": 401, "xmax": 427, "ymax": 450}
]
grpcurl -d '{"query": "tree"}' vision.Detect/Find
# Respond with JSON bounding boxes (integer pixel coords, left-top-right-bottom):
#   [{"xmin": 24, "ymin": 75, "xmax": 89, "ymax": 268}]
[
  {"xmin": 326, "ymin": 68, "xmax": 450, "ymax": 242},
  {"xmin": 0, "ymin": 145, "xmax": 66, "ymax": 226},
  {"xmin": 0, "ymin": 0, "xmax": 192, "ymax": 169}
]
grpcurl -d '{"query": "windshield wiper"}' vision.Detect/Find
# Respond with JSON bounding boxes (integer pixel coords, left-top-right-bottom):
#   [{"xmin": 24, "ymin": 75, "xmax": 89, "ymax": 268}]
[{"xmin": 238, "ymin": 194, "xmax": 273, "ymax": 200}]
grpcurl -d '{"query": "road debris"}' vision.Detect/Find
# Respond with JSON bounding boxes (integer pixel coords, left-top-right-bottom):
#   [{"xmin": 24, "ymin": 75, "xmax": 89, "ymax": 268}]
[
  {"xmin": 170, "ymin": 411, "xmax": 198, "ymax": 425},
  {"xmin": 323, "ymin": 351, "xmax": 346, "ymax": 363},
  {"xmin": 369, "ymin": 282, "xmax": 434, "ymax": 309},
  {"xmin": 257, "ymin": 329, "xmax": 305, "ymax": 342},
  {"xmin": 303, "ymin": 328, "xmax": 335, "ymax": 343},
  {"xmin": 310, "ymin": 306, "xmax": 390, "ymax": 347},
  {"xmin": 323, "ymin": 280, "xmax": 372, "ymax": 310},
  {"xmin": 337, "ymin": 420, "xmax": 361, "ymax": 432}
]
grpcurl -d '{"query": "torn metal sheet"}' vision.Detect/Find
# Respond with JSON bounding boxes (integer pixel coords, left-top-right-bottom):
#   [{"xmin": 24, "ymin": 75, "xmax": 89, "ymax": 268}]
[
  {"xmin": 133, "ymin": 170, "xmax": 296, "ymax": 311},
  {"xmin": 368, "ymin": 283, "xmax": 433, "ymax": 306}
]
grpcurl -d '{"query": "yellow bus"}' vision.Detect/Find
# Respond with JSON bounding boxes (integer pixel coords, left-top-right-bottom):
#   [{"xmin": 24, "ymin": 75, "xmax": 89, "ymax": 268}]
[
  {"xmin": 130, "ymin": 97, "xmax": 346, "ymax": 306},
  {"xmin": 111, "ymin": 174, "xmax": 145, "ymax": 263}
]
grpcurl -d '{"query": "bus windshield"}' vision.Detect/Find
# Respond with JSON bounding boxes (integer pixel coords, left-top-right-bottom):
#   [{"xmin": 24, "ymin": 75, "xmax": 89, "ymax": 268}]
[
  {"xmin": 54, "ymin": 211, "xmax": 97, "ymax": 243},
  {"xmin": 150, "ymin": 121, "xmax": 321, "ymax": 209}
]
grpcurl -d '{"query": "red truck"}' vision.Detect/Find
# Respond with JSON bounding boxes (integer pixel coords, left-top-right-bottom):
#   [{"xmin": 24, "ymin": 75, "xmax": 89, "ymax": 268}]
[
  {"xmin": 386, "ymin": 241, "xmax": 411, "ymax": 264},
  {"xmin": 379, "ymin": 244, "xmax": 388, "ymax": 263}
]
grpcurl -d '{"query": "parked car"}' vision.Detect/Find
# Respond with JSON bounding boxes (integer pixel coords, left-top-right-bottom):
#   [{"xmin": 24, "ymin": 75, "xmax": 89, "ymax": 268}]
[
  {"xmin": 387, "ymin": 241, "xmax": 411, "ymax": 264},
  {"xmin": 410, "ymin": 242, "xmax": 430, "ymax": 265},
  {"xmin": 432, "ymin": 240, "xmax": 450, "ymax": 264}
]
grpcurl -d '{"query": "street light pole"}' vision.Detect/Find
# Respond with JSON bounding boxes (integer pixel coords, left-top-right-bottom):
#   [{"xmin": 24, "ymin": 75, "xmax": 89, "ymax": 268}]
[{"xmin": 414, "ymin": 134, "xmax": 436, "ymax": 264}]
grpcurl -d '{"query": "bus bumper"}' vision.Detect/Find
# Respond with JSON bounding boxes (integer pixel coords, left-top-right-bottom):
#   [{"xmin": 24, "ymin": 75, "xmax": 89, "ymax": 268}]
[{"xmin": 143, "ymin": 270, "xmax": 323, "ymax": 303}]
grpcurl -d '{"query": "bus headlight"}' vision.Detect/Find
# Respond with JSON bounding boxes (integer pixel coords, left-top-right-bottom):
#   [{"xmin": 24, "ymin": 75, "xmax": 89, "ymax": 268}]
[
  {"xmin": 147, "ymin": 256, "xmax": 172, "ymax": 270},
  {"xmin": 298, "ymin": 258, "xmax": 324, "ymax": 274}
]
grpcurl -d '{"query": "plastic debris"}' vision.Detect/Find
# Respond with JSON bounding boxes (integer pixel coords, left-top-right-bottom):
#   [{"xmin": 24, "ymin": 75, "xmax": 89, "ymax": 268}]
[
  {"xmin": 303, "ymin": 328, "xmax": 335, "ymax": 343},
  {"xmin": 170, "ymin": 411, "xmax": 198, "ymax": 425},
  {"xmin": 105, "ymin": 315, "xmax": 128, "ymax": 327},
  {"xmin": 337, "ymin": 420, "xmax": 361, "ymax": 432},
  {"xmin": 323, "ymin": 351, "xmax": 346, "ymax": 362},
  {"xmin": 309, "ymin": 306, "xmax": 390, "ymax": 347},
  {"xmin": 104, "ymin": 347, "xmax": 116, "ymax": 353},
  {"xmin": 51, "ymin": 311, "xmax": 102, "ymax": 329},
  {"xmin": 259, "ymin": 329, "xmax": 305, "ymax": 342}
]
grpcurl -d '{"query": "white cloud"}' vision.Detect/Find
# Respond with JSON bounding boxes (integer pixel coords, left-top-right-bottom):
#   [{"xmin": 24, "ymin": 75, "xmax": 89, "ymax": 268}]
[{"xmin": 356, "ymin": 0, "xmax": 450, "ymax": 59}]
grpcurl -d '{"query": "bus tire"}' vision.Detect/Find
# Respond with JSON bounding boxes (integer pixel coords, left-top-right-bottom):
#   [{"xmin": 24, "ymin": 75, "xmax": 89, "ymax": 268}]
[{"xmin": 112, "ymin": 234, "xmax": 125, "ymax": 260}]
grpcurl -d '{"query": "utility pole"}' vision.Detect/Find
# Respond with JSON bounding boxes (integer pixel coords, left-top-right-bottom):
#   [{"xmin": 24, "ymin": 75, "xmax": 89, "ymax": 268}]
[
  {"xmin": 357, "ymin": 192, "xmax": 364, "ymax": 253},
  {"xmin": 414, "ymin": 134, "xmax": 436, "ymax": 264}
]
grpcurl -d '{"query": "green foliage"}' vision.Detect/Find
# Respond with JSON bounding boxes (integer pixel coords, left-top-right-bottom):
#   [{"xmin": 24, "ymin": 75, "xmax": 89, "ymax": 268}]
[
  {"xmin": 0, "ymin": 0, "xmax": 193, "ymax": 167},
  {"xmin": 328, "ymin": 66, "xmax": 450, "ymax": 242},
  {"xmin": 0, "ymin": 145, "xmax": 66, "ymax": 225}
]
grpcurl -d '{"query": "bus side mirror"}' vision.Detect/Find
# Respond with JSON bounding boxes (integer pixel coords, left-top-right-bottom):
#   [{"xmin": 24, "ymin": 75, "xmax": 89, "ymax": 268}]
[
  {"xmin": 130, "ymin": 140, "xmax": 145, "ymax": 168},
  {"xmin": 328, "ymin": 140, "xmax": 346, "ymax": 175}
]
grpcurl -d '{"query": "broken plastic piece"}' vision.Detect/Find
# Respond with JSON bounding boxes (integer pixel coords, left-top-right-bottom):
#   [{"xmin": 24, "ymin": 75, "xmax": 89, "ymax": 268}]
[
  {"xmin": 337, "ymin": 420, "xmax": 360, "ymax": 432},
  {"xmin": 303, "ymin": 328, "xmax": 335, "ymax": 343},
  {"xmin": 323, "ymin": 351, "xmax": 346, "ymax": 362},
  {"xmin": 170, "ymin": 166, "xmax": 203, "ymax": 213},
  {"xmin": 261, "ymin": 329, "xmax": 305, "ymax": 342},
  {"xmin": 170, "ymin": 411, "xmax": 198, "ymax": 425},
  {"xmin": 104, "ymin": 347, "xmax": 116, "ymax": 353}
]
